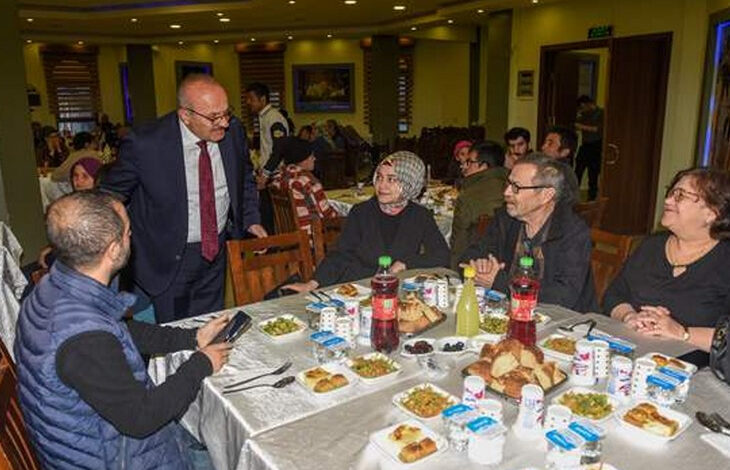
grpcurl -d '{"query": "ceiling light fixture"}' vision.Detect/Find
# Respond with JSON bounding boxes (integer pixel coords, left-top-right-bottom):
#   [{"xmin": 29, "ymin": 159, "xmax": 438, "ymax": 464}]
[
  {"xmin": 169, "ymin": 24, "xmax": 181, "ymax": 29},
  {"xmin": 130, "ymin": 18, "xmax": 138, "ymax": 23},
  {"xmin": 344, "ymin": 0, "xmax": 357, "ymax": 4},
  {"xmin": 327, "ymin": 33, "xmax": 333, "ymax": 38},
  {"xmin": 219, "ymin": 17, "xmax": 231, "ymax": 23},
  {"xmin": 26, "ymin": 39, "xmax": 32, "ymax": 44},
  {"xmin": 411, "ymin": 26, "xmax": 417, "ymax": 31},
  {"xmin": 477, "ymin": 9, "xmax": 485, "ymax": 14},
  {"xmin": 77, "ymin": 41, "xmax": 84, "ymax": 45},
  {"xmin": 216, "ymin": 12, "xmax": 224, "ymax": 16},
  {"xmin": 214, "ymin": 39, "xmax": 220, "ymax": 44},
  {"xmin": 393, "ymin": 5, "xmax": 406, "ymax": 11},
  {"xmin": 26, "ymin": 18, "xmax": 34, "ymax": 22},
  {"xmin": 532, "ymin": 0, "xmax": 539, "ymax": 3},
  {"xmin": 287, "ymin": 35, "xmax": 294, "ymax": 40},
  {"xmin": 447, "ymin": 19, "xmax": 454, "ymax": 24},
  {"xmin": 178, "ymin": 41, "xmax": 184, "ymax": 45},
  {"xmin": 250, "ymin": 37, "xmax": 256, "ymax": 42},
  {"xmin": 288, "ymin": 0, "xmax": 296, "ymax": 4}
]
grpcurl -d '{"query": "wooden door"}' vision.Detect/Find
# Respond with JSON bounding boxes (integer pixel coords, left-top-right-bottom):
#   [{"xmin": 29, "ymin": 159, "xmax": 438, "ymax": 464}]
[
  {"xmin": 548, "ymin": 53, "xmax": 581, "ymax": 128},
  {"xmin": 601, "ymin": 33, "xmax": 672, "ymax": 234}
]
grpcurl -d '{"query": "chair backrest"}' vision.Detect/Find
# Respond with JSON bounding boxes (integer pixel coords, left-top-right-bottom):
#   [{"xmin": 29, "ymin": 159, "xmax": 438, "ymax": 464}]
[
  {"xmin": 0, "ymin": 362, "xmax": 41, "ymax": 470},
  {"xmin": 268, "ymin": 186, "xmax": 299, "ymax": 235},
  {"xmin": 0, "ymin": 340, "xmax": 16, "ymax": 381},
  {"xmin": 476, "ymin": 214, "xmax": 492, "ymax": 238},
  {"xmin": 575, "ymin": 197, "xmax": 608, "ymax": 229},
  {"xmin": 227, "ymin": 231, "xmax": 314, "ymax": 306},
  {"xmin": 311, "ymin": 216, "xmax": 347, "ymax": 264},
  {"xmin": 590, "ymin": 228, "xmax": 634, "ymax": 304}
]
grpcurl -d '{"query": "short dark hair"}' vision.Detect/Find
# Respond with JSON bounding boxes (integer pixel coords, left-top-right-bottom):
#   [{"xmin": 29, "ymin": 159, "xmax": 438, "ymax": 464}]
[
  {"xmin": 72, "ymin": 132, "xmax": 94, "ymax": 151},
  {"xmin": 245, "ymin": 82, "xmax": 270, "ymax": 102},
  {"xmin": 46, "ymin": 191, "xmax": 125, "ymax": 270},
  {"xmin": 577, "ymin": 95, "xmax": 594, "ymax": 105},
  {"xmin": 517, "ymin": 152, "xmax": 578, "ymax": 205},
  {"xmin": 547, "ymin": 125, "xmax": 578, "ymax": 158},
  {"xmin": 504, "ymin": 127, "xmax": 531, "ymax": 144},
  {"xmin": 471, "ymin": 141, "xmax": 505, "ymax": 168},
  {"xmin": 298, "ymin": 125, "xmax": 313, "ymax": 139},
  {"xmin": 668, "ymin": 167, "xmax": 730, "ymax": 240}
]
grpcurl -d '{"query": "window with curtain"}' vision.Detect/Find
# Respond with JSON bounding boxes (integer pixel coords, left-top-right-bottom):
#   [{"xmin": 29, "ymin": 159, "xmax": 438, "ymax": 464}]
[
  {"xmin": 41, "ymin": 46, "xmax": 101, "ymax": 134},
  {"xmin": 363, "ymin": 42, "xmax": 414, "ymax": 134},
  {"xmin": 237, "ymin": 44, "xmax": 286, "ymax": 141}
]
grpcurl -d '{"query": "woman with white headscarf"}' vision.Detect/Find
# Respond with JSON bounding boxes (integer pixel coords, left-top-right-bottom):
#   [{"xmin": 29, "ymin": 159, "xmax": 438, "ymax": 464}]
[{"xmin": 285, "ymin": 151, "xmax": 450, "ymax": 291}]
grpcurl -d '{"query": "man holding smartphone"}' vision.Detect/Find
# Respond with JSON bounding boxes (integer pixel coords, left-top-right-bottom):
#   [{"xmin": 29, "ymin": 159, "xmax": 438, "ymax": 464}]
[{"xmin": 14, "ymin": 191, "xmax": 233, "ymax": 470}]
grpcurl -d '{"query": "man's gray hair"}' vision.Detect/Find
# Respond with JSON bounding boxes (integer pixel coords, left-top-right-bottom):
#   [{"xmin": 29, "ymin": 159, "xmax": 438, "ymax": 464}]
[
  {"xmin": 177, "ymin": 73, "xmax": 220, "ymax": 108},
  {"xmin": 516, "ymin": 152, "xmax": 578, "ymax": 205},
  {"xmin": 46, "ymin": 191, "xmax": 125, "ymax": 270}
]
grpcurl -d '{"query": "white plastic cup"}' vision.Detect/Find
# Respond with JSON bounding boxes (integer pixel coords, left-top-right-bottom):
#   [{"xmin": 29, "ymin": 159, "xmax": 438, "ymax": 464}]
[
  {"xmin": 344, "ymin": 299, "xmax": 360, "ymax": 336},
  {"xmin": 591, "ymin": 340, "xmax": 610, "ymax": 378},
  {"xmin": 516, "ymin": 384, "xmax": 544, "ymax": 433},
  {"xmin": 423, "ymin": 280, "xmax": 438, "ymax": 306},
  {"xmin": 319, "ymin": 306, "xmax": 337, "ymax": 332},
  {"xmin": 631, "ymin": 358, "xmax": 657, "ymax": 400},
  {"xmin": 462, "ymin": 376, "xmax": 486, "ymax": 406},
  {"xmin": 545, "ymin": 404, "xmax": 572, "ymax": 430},
  {"xmin": 607, "ymin": 355, "xmax": 634, "ymax": 401},
  {"xmin": 571, "ymin": 339, "xmax": 596, "ymax": 386},
  {"xmin": 477, "ymin": 398, "xmax": 503, "ymax": 423}
]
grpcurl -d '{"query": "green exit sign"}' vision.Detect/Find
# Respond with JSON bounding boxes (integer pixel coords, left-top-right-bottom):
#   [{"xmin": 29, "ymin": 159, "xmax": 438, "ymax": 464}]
[{"xmin": 588, "ymin": 25, "xmax": 613, "ymax": 39}]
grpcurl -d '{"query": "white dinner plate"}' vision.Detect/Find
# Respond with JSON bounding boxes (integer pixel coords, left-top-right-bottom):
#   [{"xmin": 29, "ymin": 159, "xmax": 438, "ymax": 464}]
[
  {"xmin": 552, "ymin": 387, "xmax": 618, "ymax": 423},
  {"xmin": 392, "ymin": 383, "xmax": 459, "ymax": 422},
  {"xmin": 346, "ymin": 352, "xmax": 402, "ymax": 385},
  {"xmin": 326, "ymin": 283, "xmax": 372, "ymax": 301},
  {"xmin": 295, "ymin": 363, "xmax": 358, "ymax": 397},
  {"xmin": 369, "ymin": 419, "xmax": 448, "ymax": 466},
  {"xmin": 615, "ymin": 402, "xmax": 692, "ymax": 444},
  {"xmin": 539, "ymin": 333, "xmax": 577, "ymax": 363},
  {"xmin": 257, "ymin": 314, "xmax": 307, "ymax": 341}
]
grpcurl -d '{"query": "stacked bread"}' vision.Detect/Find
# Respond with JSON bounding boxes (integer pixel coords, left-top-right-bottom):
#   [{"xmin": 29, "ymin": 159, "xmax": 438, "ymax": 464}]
[
  {"xmin": 398, "ymin": 293, "xmax": 443, "ymax": 333},
  {"xmin": 466, "ymin": 338, "xmax": 566, "ymax": 399}
]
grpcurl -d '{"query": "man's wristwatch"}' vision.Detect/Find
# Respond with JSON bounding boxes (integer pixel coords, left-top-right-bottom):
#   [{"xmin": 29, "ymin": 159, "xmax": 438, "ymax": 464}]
[{"xmin": 681, "ymin": 326, "xmax": 691, "ymax": 342}]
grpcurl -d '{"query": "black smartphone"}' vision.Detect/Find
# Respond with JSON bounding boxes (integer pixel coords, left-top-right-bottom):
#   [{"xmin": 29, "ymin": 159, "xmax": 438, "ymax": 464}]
[{"xmin": 212, "ymin": 310, "xmax": 252, "ymax": 344}]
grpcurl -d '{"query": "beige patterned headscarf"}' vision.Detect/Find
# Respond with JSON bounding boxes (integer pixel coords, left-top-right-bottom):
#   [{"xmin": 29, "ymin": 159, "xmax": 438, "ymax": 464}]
[{"xmin": 373, "ymin": 151, "xmax": 426, "ymax": 212}]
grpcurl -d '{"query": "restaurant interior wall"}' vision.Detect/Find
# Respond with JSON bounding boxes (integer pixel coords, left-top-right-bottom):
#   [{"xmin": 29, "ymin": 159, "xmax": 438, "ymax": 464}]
[{"xmin": 508, "ymin": 0, "xmax": 710, "ymax": 227}]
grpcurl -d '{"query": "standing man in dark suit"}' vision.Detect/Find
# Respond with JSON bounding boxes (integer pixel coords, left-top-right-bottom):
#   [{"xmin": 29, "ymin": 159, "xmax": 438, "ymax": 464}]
[{"xmin": 102, "ymin": 74, "xmax": 266, "ymax": 323}]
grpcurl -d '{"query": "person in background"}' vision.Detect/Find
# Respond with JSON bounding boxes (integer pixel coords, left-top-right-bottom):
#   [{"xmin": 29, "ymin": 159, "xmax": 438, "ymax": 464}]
[
  {"xmin": 283, "ymin": 151, "xmax": 450, "ymax": 292},
  {"xmin": 460, "ymin": 153, "xmax": 596, "ymax": 313},
  {"xmin": 326, "ymin": 119, "xmax": 346, "ymax": 149},
  {"xmin": 51, "ymin": 132, "xmax": 101, "ymax": 183},
  {"xmin": 15, "ymin": 191, "xmax": 232, "ymax": 469},
  {"xmin": 541, "ymin": 125, "xmax": 578, "ymax": 166},
  {"xmin": 604, "ymin": 168, "xmax": 730, "ymax": 353},
  {"xmin": 450, "ymin": 141, "xmax": 508, "ymax": 269},
  {"xmin": 102, "ymin": 74, "xmax": 264, "ymax": 323},
  {"xmin": 574, "ymin": 95, "xmax": 604, "ymax": 201},
  {"xmin": 268, "ymin": 137, "xmax": 338, "ymax": 236},
  {"xmin": 38, "ymin": 126, "xmax": 69, "ymax": 168},
  {"xmin": 298, "ymin": 125, "xmax": 314, "ymax": 141},
  {"xmin": 504, "ymin": 127, "xmax": 532, "ymax": 170},
  {"xmin": 447, "ymin": 140, "xmax": 472, "ymax": 186}
]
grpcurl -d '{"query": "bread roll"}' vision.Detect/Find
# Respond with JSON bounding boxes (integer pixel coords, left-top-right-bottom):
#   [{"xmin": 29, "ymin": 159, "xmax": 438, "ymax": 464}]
[
  {"xmin": 490, "ymin": 352, "xmax": 519, "ymax": 378},
  {"xmin": 467, "ymin": 359, "xmax": 493, "ymax": 382},
  {"xmin": 520, "ymin": 345, "xmax": 544, "ymax": 368}
]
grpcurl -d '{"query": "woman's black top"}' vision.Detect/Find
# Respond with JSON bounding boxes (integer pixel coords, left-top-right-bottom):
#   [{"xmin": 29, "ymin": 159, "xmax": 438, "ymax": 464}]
[
  {"xmin": 603, "ymin": 233, "xmax": 730, "ymax": 327},
  {"xmin": 314, "ymin": 198, "xmax": 450, "ymax": 286}
]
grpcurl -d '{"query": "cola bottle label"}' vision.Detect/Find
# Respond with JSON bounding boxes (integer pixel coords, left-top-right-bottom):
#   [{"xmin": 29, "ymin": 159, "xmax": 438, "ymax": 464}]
[{"xmin": 372, "ymin": 296, "xmax": 397, "ymax": 320}]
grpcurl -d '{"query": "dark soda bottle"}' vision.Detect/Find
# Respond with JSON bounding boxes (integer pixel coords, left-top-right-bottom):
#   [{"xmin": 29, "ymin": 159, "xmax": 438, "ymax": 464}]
[
  {"xmin": 371, "ymin": 255, "xmax": 400, "ymax": 353},
  {"xmin": 508, "ymin": 256, "xmax": 539, "ymax": 346}
]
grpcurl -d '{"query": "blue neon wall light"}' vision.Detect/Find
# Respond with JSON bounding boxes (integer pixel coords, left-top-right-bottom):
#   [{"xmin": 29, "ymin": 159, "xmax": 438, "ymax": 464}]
[{"xmin": 703, "ymin": 20, "xmax": 730, "ymax": 166}]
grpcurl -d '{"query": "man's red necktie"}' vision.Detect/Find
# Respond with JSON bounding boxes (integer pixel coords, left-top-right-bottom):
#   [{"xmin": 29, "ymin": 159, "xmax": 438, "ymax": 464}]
[{"xmin": 197, "ymin": 140, "xmax": 219, "ymax": 262}]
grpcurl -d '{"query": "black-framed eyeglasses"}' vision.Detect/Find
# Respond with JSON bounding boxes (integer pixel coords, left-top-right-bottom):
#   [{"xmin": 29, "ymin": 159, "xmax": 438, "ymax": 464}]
[
  {"xmin": 184, "ymin": 106, "xmax": 233, "ymax": 125},
  {"xmin": 665, "ymin": 186, "xmax": 701, "ymax": 204},
  {"xmin": 459, "ymin": 159, "xmax": 481, "ymax": 168},
  {"xmin": 505, "ymin": 178, "xmax": 550, "ymax": 193}
]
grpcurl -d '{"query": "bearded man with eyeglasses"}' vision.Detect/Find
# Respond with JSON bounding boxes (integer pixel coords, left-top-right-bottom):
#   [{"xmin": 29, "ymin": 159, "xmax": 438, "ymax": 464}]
[
  {"xmin": 459, "ymin": 153, "xmax": 598, "ymax": 313},
  {"xmin": 102, "ymin": 74, "xmax": 266, "ymax": 322}
]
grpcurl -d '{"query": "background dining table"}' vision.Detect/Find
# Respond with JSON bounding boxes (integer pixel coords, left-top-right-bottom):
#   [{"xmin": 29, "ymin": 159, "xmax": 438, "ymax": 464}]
[{"xmin": 148, "ymin": 268, "xmax": 727, "ymax": 470}]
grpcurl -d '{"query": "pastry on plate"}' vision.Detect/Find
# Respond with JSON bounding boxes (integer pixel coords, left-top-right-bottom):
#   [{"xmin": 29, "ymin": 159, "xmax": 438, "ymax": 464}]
[{"xmin": 398, "ymin": 437, "xmax": 437, "ymax": 463}]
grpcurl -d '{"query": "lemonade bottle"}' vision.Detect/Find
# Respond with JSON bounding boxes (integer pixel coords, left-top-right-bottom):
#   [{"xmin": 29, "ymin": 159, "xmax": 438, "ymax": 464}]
[{"xmin": 456, "ymin": 266, "xmax": 480, "ymax": 337}]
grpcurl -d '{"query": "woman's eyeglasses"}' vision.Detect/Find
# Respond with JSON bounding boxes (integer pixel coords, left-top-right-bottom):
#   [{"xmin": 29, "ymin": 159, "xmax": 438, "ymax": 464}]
[{"xmin": 665, "ymin": 186, "xmax": 701, "ymax": 204}]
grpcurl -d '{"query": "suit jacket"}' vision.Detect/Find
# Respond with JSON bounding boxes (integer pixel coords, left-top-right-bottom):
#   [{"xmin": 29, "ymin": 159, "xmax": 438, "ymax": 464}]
[
  {"xmin": 102, "ymin": 112, "xmax": 259, "ymax": 296},
  {"xmin": 459, "ymin": 204, "xmax": 598, "ymax": 313},
  {"xmin": 314, "ymin": 198, "xmax": 450, "ymax": 287}
]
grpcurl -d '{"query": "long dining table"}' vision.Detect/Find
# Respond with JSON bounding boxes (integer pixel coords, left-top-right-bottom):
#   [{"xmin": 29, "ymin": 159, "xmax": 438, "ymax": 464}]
[{"xmin": 149, "ymin": 268, "xmax": 730, "ymax": 470}]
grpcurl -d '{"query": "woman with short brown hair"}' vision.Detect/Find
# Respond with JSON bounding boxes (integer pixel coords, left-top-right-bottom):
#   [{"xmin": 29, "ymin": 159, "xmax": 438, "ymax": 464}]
[{"xmin": 604, "ymin": 167, "xmax": 730, "ymax": 351}]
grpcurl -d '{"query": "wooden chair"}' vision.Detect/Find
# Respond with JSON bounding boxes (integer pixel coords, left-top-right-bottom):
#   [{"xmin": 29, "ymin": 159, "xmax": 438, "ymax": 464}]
[
  {"xmin": 590, "ymin": 228, "xmax": 634, "ymax": 304},
  {"xmin": 227, "ymin": 231, "xmax": 314, "ymax": 306},
  {"xmin": 0, "ymin": 339, "xmax": 16, "ymax": 381},
  {"xmin": 575, "ymin": 197, "xmax": 608, "ymax": 228},
  {"xmin": 476, "ymin": 214, "xmax": 492, "ymax": 238},
  {"xmin": 311, "ymin": 216, "xmax": 347, "ymax": 264},
  {"xmin": 268, "ymin": 186, "xmax": 299, "ymax": 235},
  {"xmin": 0, "ymin": 344, "xmax": 41, "ymax": 470}
]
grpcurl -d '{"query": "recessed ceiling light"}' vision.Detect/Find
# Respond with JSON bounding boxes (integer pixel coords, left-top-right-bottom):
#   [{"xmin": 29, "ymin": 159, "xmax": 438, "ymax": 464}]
[
  {"xmin": 250, "ymin": 37, "xmax": 256, "ymax": 42},
  {"xmin": 130, "ymin": 18, "xmax": 138, "ymax": 23},
  {"xmin": 26, "ymin": 39, "xmax": 32, "ymax": 44},
  {"xmin": 410, "ymin": 26, "xmax": 417, "ymax": 31},
  {"xmin": 393, "ymin": 5, "xmax": 406, "ymax": 11},
  {"xmin": 344, "ymin": 0, "xmax": 357, "ymax": 4},
  {"xmin": 26, "ymin": 18, "xmax": 34, "ymax": 22},
  {"xmin": 287, "ymin": 35, "xmax": 294, "ymax": 40},
  {"xmin": 77, "ymin": 40, "xmax": 84, "ymax": 45},
  {"xmin": 532, "ymin": 0, "xmax": 539, "ymax": 3},
  {"xmin": 447, "ymin": 19, "xmax": 454, "ymax": 24},
  {"xmin": 214, "ymin": 39, "xmax": 220, "ymax": 44},
  {"xmin": 219, "ymin": 17, "xmax": 231, "ymax": 23},
  {"xmin": 288, "ymin": 0, "xmax": 296, "ymax": 4},
  {"xmin": 477, "ymin": 9, "xmax": 485, "ymax": 14},
  {"xmin": 327, "ymin": 33, "xmax": 333, "ymax": 38},
  {"xmin": 216, "ymin": 12, "xmax": 224, "ymax": 17},
  {"xmin": 178, "ymin": 41, "xmax": 184, "ymax": 45},
  {"xmin": 169, "ymin": 24, "xmax": 181, "ymax": 29}
]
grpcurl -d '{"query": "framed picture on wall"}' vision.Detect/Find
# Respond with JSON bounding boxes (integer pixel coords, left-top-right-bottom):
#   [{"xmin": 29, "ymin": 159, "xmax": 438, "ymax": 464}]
[
  {"xmin": 517, "ymin": 70, "xmax": 535, "ymax": 99},
  {"xmin": 292, "ymin": 63, "xmax": 354, "ymax": 112},
  {"xmin": 175, "ymin": 61, "xmax": 214, "ymax": 86}
]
